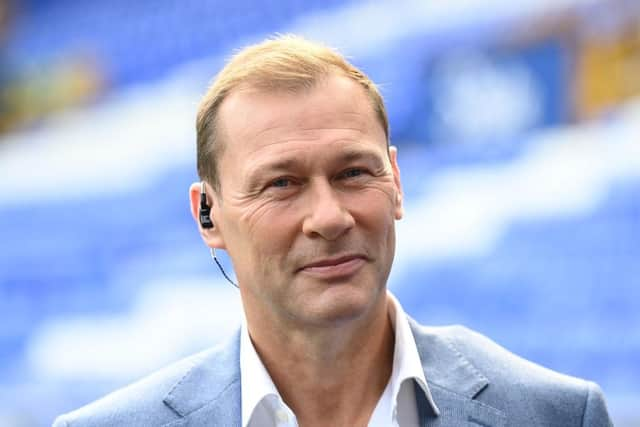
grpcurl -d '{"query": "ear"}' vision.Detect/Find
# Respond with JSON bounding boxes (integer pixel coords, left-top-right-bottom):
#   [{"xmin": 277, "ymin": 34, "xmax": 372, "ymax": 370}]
[
  {"xmin": 389, "ymin": 146, "xmax": 404, "ymax": 220},
  {"xmin": 189, "ymin": 182, "xmax": 227, "ymax": 249}
]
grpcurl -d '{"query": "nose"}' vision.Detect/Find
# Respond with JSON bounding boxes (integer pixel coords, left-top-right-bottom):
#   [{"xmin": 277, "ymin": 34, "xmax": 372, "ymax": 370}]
[{"xmin": 302, "ymin": 180, "xmax": 355, "ymax": 240}]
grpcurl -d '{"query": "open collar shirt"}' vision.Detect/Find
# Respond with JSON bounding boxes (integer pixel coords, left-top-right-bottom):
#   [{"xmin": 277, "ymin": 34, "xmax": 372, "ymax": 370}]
[{"xmin": 240, "ymin": 292, "xmax": 440, "ymax": 427}]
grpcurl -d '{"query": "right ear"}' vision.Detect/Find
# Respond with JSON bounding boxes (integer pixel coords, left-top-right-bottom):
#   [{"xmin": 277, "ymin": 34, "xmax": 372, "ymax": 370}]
[{"xmin": 189, "ymin": 182, "xmax": 226, "ymax": 249}]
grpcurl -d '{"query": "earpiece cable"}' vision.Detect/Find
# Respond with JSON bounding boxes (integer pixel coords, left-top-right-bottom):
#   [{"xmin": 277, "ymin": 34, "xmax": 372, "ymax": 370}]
[{"xmin": 210, "ymin": 248, "xmax": 239, "ymax": 289}]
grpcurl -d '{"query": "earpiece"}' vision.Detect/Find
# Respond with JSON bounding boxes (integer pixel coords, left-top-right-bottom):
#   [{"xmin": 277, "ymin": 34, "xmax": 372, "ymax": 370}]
[
  {"xmin": 198, "ymin": 183, "xmax": 237, "ymax": 288},
  {"xmin": 199, "ymin": 182, "xmax": 214, "ymax": 229}
]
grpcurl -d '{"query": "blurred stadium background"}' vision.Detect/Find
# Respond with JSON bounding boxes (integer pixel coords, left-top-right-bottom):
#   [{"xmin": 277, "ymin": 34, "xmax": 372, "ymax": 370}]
[{"xmin": 1, "ymin": 0, "xmax": 639, "ymax": 425}]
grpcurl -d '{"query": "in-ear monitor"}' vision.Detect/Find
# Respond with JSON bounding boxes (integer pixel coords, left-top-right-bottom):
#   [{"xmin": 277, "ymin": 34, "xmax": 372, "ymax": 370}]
[{"xmin": 199, "ymin": 181, "xmax": 214, "ymax": 229}]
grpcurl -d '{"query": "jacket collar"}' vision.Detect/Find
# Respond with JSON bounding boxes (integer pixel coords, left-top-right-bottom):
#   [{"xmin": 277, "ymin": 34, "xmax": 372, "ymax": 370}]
[
  {"xmin": 162, "ymin": 331, "xmax": 242, "ymax": 426},
  {"xmin": 409, "ymin": 319, "xmax": 506, "ymax": 427},
  {"xmin": 409, "ymin": 318, "xmax": 489, "ymax": 399}
]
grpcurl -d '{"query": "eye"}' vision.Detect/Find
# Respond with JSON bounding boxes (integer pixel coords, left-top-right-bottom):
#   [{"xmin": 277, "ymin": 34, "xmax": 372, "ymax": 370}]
[
  {"xmin": 341, "ymin": 168, "xmax": 367, "ymax": 179},
  {"xmin": 271, "ymin": 177, "xmax": 291, "ymax": 188}
]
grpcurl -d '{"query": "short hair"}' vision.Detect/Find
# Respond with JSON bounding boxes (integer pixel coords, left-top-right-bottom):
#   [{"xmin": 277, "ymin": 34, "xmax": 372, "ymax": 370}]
[{"xmin": 195, "ymin": 34, "xmax": 389, "ymax": 192}]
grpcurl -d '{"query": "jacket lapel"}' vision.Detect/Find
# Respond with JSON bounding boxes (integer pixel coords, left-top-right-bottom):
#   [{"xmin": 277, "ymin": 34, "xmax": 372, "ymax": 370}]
[
  {"xmin": 162, "ymin": 331, "xmax": 242, "ymax": 426},
  {"xmin": 410, "ymin": 320, "xmax": 506, "ymax": 427}
]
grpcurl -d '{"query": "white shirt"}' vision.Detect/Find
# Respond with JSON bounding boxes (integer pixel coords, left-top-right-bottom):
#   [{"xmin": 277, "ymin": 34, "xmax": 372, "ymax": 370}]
[{"xmin": 240, "ymin": 292, "xmax": 440, "ymax": 427}]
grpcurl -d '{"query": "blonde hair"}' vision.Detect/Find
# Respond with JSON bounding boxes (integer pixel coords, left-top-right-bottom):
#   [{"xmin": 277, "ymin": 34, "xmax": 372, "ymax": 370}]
[{"xmin": 195, "ymin": 34, "xmax": 389, "ymax": 191}]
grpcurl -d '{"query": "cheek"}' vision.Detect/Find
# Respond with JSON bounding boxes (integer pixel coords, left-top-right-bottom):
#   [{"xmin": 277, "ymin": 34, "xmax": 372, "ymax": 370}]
[
  {"xmin": 348, "ymin": 184, "xmax": 398, "ymax": 225},
  {"xmin": 237, "ymin": 200, "xmax": 301, "ymax": 257},
  {"xmin": 358, "ymin": 185, "xmax": 398, "ymax": 228}
]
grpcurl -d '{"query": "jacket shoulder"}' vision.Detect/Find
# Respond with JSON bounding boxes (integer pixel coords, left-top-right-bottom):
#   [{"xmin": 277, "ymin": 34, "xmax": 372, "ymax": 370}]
[
  {"xmin": 52, "ymin": 346, "xmax": 223, "ymax": 427},
  {"xmin": 413, "ymin": 323, "xmax": 613, "ymax": 427},
  {"xmin": 432, "ymin": 324, "xmax": 588, "ymax": 389}
]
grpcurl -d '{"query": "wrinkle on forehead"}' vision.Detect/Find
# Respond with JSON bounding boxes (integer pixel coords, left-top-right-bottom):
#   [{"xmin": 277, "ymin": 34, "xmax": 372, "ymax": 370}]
[
  {"xmin": 245, "ymin": 127, "xmax": 375, "ymax": 158},
  {"xmin": 251, "ymin": 119, "xmax": 372, "ymax": 144}
]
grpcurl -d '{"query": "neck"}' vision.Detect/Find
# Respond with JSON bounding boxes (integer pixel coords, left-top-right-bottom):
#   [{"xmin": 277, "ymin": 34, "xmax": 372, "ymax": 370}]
[{"xmin": 246, "ymin": 294, "xmax": 394, "ymax": 427}]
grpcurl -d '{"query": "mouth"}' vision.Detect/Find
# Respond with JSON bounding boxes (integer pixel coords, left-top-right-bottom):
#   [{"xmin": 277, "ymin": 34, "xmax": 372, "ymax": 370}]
[{"xmin": 298, "ymin": 254, "xmax": 368, "ymax": 279}]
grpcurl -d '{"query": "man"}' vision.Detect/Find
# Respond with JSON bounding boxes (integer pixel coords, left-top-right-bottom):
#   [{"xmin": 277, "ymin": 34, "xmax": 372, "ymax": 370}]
[{"xmin": 54, "ymin": 35, "xmax": 613, "ymax": 427}]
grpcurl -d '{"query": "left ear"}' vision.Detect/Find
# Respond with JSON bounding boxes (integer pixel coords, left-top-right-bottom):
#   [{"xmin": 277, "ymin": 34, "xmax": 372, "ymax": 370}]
[
  {"xmin": 188, "ymin": 182, "xmax": 227, "ymax": 249},
  {"xmin": 389, "ymin": 145, "xmax": 404, "ymax": 220}
]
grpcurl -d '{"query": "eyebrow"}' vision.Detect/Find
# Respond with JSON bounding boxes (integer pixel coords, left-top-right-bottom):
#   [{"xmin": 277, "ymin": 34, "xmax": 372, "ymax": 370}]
[
  {"xmin": 255, "ymin": 158, "xmax": 299, "ymax": 173},
  {"xmin": 244, "ymin": 158, "xmax": 299, "ymax": 190},
  {"xmin": 245, "ymin": 147, "xmax": 386, "ymax": 186},
  {"xmin": 337, "ymin": 148, "xmax": 386, "ymax": 166}
]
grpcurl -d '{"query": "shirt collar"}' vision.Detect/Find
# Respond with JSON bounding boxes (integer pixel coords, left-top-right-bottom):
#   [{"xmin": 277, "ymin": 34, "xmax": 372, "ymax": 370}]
[
  {"xmin": 240, "ymin": 319, "xmax": 286, "ymax": 427},
  {"xmin": 239, "ymin": 292, "xmax": 440, "ymax": 426},
  {"xmin": 386, "ymin": 292, "xmax": 440, "ymax": 416}
]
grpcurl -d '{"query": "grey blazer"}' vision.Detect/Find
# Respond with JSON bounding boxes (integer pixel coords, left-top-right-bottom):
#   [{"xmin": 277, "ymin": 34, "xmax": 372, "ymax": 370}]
[{"xmin": 53, "ymin": 321, "xmax": 613, "ymax": 426}]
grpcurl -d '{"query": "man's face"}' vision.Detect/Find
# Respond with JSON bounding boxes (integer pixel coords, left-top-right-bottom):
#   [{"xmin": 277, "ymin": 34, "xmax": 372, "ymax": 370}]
[{"xmin": 207, "ymin": 75, "xmax": 403, "ymax": 329}]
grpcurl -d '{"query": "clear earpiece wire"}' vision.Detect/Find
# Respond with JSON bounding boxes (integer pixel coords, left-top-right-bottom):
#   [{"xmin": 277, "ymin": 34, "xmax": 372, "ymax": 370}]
[{"xmin": 210, "ymin": 248, "xmax": 239, "ymax": 289}]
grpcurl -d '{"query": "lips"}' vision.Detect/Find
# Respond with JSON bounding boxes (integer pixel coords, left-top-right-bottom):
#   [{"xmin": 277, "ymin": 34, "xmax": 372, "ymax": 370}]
[{"xmin": 298, "ymin": 254, "xmax": 367, "ymax": 279}]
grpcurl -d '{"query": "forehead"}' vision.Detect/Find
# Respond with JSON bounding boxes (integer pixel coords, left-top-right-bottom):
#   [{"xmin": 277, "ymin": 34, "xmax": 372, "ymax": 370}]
[{"xmin": 216, "ymin": 75, "xmax": 386, "ymax": 163}]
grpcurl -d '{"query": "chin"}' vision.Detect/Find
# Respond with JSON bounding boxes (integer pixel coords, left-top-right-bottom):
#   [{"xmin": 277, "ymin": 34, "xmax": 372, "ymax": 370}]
[{"xmin": 299, "ymin": 284, "xmax": 385, "ymax": 326}]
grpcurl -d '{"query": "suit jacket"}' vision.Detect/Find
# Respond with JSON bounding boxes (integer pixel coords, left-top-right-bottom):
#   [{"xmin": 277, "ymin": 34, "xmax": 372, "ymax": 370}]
[{"xmin": 53, "ymin": 320, "xmax": 613, "ymax": 426}]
